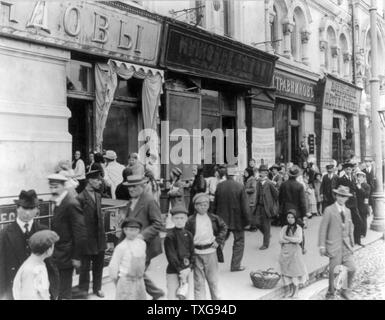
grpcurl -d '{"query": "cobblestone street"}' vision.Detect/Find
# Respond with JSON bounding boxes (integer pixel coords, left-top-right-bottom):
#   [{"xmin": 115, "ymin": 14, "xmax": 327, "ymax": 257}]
[{"xmin": 311, "ymin": 239, "xmax": 385, "ymax": 300}]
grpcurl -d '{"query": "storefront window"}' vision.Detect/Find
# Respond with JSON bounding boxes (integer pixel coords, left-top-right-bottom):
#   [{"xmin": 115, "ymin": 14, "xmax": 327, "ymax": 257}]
[
  {"xmin": 66, "ymin": 60, "xmax": 94, "ymax": 93},
  {"xmin": 114, "ymin": 78, "xmax": 142, "ymax": 100}
]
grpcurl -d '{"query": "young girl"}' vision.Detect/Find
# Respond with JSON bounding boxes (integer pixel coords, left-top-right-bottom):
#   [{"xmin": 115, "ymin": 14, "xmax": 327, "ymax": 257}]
[
  {"xmin": 109, "ymin": 218, "xmax": 147, "ymax": 300},
  {"xmin": 13, "ymin": 230, "xmax": 59, "ymax": 300},
  {"xmin": 279, "ymin": 210, "xmax": 308, "ymax": 299}
]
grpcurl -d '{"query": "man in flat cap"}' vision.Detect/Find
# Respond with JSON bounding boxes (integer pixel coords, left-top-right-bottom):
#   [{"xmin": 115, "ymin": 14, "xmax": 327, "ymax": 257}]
[
  {"xmin": 123, "ymin": 175, "xmax": 165, "ymax": 299},
  {"xmin": 47, "ymin": 174, "xmax": 87, "ymax": 300},
  {"xmin": 76, "ymin": 170, "xmax": 106, "ymax": 298},
  {"xmin": 0, "ymin": 190, "xmax": 59, "ymax": 300},
  {"xmin": 320, "ymin": 164, "xmax": 339, "ymax": 213},
  {"xmin": 213, "ymin": 166, "xmax": 250, "ymax": 272}
]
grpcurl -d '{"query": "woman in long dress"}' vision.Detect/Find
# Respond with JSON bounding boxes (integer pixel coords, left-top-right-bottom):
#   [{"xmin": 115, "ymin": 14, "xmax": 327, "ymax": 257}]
[{"xmin": 279, "ymin": 209, "xmax": 308, "ymax": 298}]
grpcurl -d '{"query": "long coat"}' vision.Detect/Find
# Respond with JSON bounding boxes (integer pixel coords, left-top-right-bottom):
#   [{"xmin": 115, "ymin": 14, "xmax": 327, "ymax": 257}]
[
  {"xmin": 320, "ymin": 174, "xmax": 339, "ymax": 208},
  {"xmin": 77, "ymin": 189, "xmax": 107, "ymax": 255},
  {"xmin": 278, "ymin": 178, "xmax": 307, "ymax": 220},
  {"xmin": 318, "ymin": 203, "xmax": 354, "ymax": 258},
  {"xmin": 213, "ymin": 179, "xmax": 250, "ymax": 231},
  {"xmin": 51, "ymin": 192, "xmax": 87, "ymax": 270},
  {"xmin": 125, "ymin": 192, "xmax": 163, "ymax": 262},
  {"xmin": 255, "ymin": 179, "xmax": 279, "ymax": 218},
  {"xmin": 244, "ymin": 176, "xmax": 257, "ymax": 207},
  {"xmin": 0, "ymin": 221, "xmax": 59, "ymax": 300}
]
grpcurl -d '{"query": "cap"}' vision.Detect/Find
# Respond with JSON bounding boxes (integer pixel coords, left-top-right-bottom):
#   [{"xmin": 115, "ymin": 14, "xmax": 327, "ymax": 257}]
[
  {"xmin": 192, "ymin": 193, "xmax": 210, "ymax": 204},
  {"xmin": 47, "ymin": 173, "xmax": 68, "ymax": 184},
  {"xmin": 121, "ymin": 217, "xmax": 142, "ymax": 229},
  {"xmin": 86, "ymin": 170, "xmax": 102, "ymax": 180},
  {"xmin": 170, "ymin": 205, "xmax": 189, "ymax": 216}
]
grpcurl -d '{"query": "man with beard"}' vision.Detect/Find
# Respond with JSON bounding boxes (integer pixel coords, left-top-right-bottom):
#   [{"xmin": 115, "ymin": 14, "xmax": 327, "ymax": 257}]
[
  {"xmin": 0, "ymin": 190, "xmax": 59, "ymax": 300},
  {"xmin": 48, "ymin": 174, "xmax": 87, "ymax": 300},
  {"xmin": 77, "ymin": 170, "xmax": 106, "ymax": 298}
]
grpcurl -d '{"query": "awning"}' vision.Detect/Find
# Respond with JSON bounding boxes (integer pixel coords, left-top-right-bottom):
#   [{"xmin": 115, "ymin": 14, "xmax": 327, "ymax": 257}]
[{"xmin": 108, "ymin": 59, "xmax": 164, "ymax": 82}]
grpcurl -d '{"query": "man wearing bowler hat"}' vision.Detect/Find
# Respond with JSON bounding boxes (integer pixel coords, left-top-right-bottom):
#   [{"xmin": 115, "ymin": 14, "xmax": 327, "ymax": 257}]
[
  {"xmin": 338, "ymin": 161, "xmax": 363, "ymax": 246},
  {"xmin": 0, "ymin": 190, "xmax": 59, "ymax": 300},
  {"xmin": 123, "ymin": 175, "xmax": 165, "ymax": 299},
  {"xmin": 48, "ymin": 173, "xmax": 87, "ymax": 300},
  {"xmin": 320, "ymin": 164, "xmax": 339, "ymax": 213},
  {"xmin": 77, "ymin": 170, "xmax": 106, "ymax": 298},
  {"xmin": 318, "ymin": 186, "xmax": 356, "ymax": 300}
]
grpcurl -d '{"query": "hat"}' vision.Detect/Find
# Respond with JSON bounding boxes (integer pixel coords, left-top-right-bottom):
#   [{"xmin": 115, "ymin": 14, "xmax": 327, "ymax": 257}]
[
  {"xmin": 269, "ymin": 164, "xmax": 281, "ymax": 171},
  {"xmin": 171, "ymin": 167, "xmax": 183, "ymax": 177},
  {"xmin": 258, "ymin": 165, "xmax": 269, "ymax": 172},
  {"xmin": 47, "ymin": 173, "xmax": 68, "ymax": 184},
  {"xmin": 192, "ymin": 193, "xmax": 210, "ymax": 204},
  {"xmin": 333, "ymin": 186, "xmax": 353, "ymax": 197},
  {"xmin": 86, "ymin": 170, "xmax": 101, "ymax": 180},
  {"xmin": 29, "ymin": 230, "xmax": 60, "ymax": 254},
  {"xmin": 355, "ymin": 169, "xmax": 366, "ymax": 177},
  {"xmin": 121, "ymin": 217, "xmax": 142, "ymax": 229},
  {"xmin": 122, "ymin": 175, "xmax": 147, "ymax": 186},
  {"xmin": 170, "ymin": 205, "xmax": 189, "ymax": 216},
  {"xmin": 288, "ymin": 165, "xmax": 301, "ymax": 178},
  {"xmin": 286, "ymin": 209, "xmax": 297, "ymax": 217},
  {"xmin": 342, "ymin": 161, "xmax": 355, "ymax": 169},
  {"xmin": 326, "ymin": 164, "xmax": 335, "ymax": 170},
  {"xmin": 14, "ymin": 190, "xmax": 40, "ymax": 208},
  {"xmin": 103, "ymin": 150, "xmax": 117, "ymax": 160}
]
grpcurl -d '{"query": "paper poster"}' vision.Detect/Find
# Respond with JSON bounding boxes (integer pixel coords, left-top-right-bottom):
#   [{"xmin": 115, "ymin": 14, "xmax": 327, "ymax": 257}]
[{"xmin": 252, "ymin": 127, "xmax": 276, "ymax": 167}]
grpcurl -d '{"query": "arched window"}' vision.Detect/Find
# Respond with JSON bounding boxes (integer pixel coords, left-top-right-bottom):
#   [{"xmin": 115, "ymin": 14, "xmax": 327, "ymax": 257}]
[
  {"xmin": 339, "ymin": 33, "xmax": 349, "ymax": 78},
  {"xmin": 326, "ymin": 26, "xmax": 337, "ymax": 72},
  {"xmin": 291, "ymin": 7, "xmax": 306, "ymax": 62},
  {"xmin": 270, "ymin": 6, "xmax": 279, "ymax": 53}
]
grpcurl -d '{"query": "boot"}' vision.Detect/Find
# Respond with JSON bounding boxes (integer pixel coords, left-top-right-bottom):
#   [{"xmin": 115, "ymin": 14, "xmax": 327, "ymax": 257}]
[
  {"xmin": 290, "ymin": 285, "xmax": 299, "ymax": 299},
  {"xmin": 283, "ymin": 284, "xmax": 293, "ymax": 298}
]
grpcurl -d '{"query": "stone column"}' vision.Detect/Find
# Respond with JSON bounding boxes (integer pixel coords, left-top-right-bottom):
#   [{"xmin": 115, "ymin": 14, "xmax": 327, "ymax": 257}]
[
  {"xmin": 320, "ymin": 108, "xmax": 334, "ymax": 170},
  {"xmin": 0, "ymin": 37, "xmax": 71, "ymax": 204},
  {"xmin": 301, "ymin": 30, "xmax": 311, "ymax": 66},
  {"xmin": 331, "ymin": 45, "xmax": 340, "ymax": 75},
  {"xmin": 319, "ymin": 40, "xmax": 328, "ymax": 72},
  {"xmin": 343, "ymin": 52, "xmax": 352, "ymax": 81},
  {"xmin": 282, "ymin": 20, "xmax": 294, "ymax": 59}
]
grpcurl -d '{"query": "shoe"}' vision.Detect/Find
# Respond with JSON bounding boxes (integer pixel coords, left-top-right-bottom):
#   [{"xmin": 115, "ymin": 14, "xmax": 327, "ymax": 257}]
[
  {"xmin": 325, "ymin": 291, "xmax": 335, "ymax": 299},
  {"xmin": 259, "ymin": 245, "xmax": 268, "ymax": 250},
  {"xmin": 340, "ymin": 289, "xmax": 353, "ymax": 300},
  {"xmin": 290, "ymin": 285, "xmax": 299, "ymax": 299},
  {"xmin": 93, "ymin": 290, "xmax": 105, "ymax": 298},
  {"xmin": 152, "ymin": 292, "xmax": 165, "ymax": 300},
  {"xmin": 231, "ymin": 266, "xmax": 246, "ymax": 272}
]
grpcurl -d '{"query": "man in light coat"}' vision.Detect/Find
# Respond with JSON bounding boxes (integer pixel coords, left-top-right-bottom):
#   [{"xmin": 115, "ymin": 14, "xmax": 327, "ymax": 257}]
[
  {"xmin": 103, "ymin": 150, "xmax": 125, "ymax": 200},
  {"xmin": 318, "ymin": 186, "xmax": 356, "ymax": 300}
]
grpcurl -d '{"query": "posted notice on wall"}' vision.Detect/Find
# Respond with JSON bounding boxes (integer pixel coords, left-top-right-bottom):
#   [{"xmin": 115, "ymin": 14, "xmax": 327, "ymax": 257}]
[{"xmin": 252, "ymin": 127, "xmax": 276, "ymax": 167}]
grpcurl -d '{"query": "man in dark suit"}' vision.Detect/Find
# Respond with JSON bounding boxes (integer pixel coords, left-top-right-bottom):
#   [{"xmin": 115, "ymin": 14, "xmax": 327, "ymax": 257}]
[
  {"xmin": 124, "ymin": 175, "xmax": 165, "ymax": 299},
  {"xmin": 363, "ymin": 158, "xmax": 375, "ymax": 210},
  {"xmin": 318, "ymin": 186, "xmax": 356, "ymax": 300},
  {"xmin": 77, "ymin": 170, "xmax": 106, "ymax": 298},
  {"xmin": 255, "ymin": 165, "xmax": 279, "ymax": 250},
  {"xmin": 213, "ymin": 166, "xmax": 250, "ymax": 272},
  {"xmin": 320, "ymin": 164, "xmax": 339, "ymax": 212},
  {"xmin": 0, "ymin": 190, "xmax": 59, "ymax": 300},
  {"xmin": 48, "ymin": 174, "xmax": 87, "ymax": 300},
  {"xmin": 338, "ymin": 162, "xmax": 363, "ymax": 246}
]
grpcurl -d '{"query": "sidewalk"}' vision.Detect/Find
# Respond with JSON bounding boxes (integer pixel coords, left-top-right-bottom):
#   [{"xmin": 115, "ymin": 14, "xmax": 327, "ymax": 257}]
[{"xmin": 83, "ymin": 215, "xmax": 383, "ymax": 300}]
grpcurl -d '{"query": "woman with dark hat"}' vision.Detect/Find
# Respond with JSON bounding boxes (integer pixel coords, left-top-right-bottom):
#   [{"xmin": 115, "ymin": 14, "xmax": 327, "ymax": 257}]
[
  {"xmin": 270, "ymin": 164, "xmax": 283, "ymax": 190},
  {"xmin": 243, "ymin": 167, "xmax": 257, "ymax": 231},
  {"xmin": 168, "ymin": 167, "xmax": 185, "ymax": 208},
  {"xmin": 188, "ymin": 165, "xmax": 207, "ymax": 216}
]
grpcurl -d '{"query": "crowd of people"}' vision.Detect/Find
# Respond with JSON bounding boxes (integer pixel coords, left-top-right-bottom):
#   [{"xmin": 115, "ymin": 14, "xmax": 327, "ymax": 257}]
[{"xmin": 0, "ymin": 147, "xmax": 376, "ymax": 300}]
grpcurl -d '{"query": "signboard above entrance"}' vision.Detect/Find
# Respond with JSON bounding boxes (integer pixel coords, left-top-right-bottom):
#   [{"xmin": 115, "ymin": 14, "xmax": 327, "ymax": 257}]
[
  {"xmin": 322, "ymin": 75, "xmax": 362, "ymax": 114},
  {"xmin": 0, "ymin": 1, "xmax": 162, "ymax": 66},
  {"xmin": 160, "ymin": 22, "xmax": 277, "ymax": 87}
]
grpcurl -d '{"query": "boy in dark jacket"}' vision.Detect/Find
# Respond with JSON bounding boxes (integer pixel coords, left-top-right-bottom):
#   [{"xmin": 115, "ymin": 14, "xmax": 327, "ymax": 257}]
[
  {"xmin": 185, "ymin": 193, "xmax": 228, "ymax": 300},
  {"xmin": 164, "ymin": 205, "xmax": 194, "ymax": 300}
]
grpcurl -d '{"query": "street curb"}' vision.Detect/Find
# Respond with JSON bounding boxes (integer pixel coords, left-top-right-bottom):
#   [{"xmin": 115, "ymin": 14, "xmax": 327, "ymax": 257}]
[{"xmin": 257, "ymin": 235, "xmax": 384, "ymax": 300}]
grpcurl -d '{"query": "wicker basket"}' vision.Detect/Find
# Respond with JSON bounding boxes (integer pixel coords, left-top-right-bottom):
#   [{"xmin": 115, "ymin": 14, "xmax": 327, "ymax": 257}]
[{"xmin": 250, "ymin": 268, "xmax": 281, "ymax": 289}]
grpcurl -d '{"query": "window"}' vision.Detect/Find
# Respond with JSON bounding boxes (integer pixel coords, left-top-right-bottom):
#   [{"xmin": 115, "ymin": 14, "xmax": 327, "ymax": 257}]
[
  {"xmin": 66, "ymin": 60, "xmax": 94, "ymax": 94},
  {"xmin": 270, "ymin": 6, "xmax": 279, "ymax": 53}
]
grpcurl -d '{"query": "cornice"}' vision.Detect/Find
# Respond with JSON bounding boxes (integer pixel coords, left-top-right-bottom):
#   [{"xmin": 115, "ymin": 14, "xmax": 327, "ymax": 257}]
[{"xmin": 276, "ymin": 58, "xmax": 321, "ymax": 82}]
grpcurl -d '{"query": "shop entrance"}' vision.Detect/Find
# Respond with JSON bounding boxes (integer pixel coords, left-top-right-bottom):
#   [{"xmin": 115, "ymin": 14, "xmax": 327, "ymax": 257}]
[
  {"xmin": 67, "ymin": 98, "xmax": 94, "ymax": 159},
  {"xmin": 332, "ymin": 113, "xmax": 354, "ymax": 163}
]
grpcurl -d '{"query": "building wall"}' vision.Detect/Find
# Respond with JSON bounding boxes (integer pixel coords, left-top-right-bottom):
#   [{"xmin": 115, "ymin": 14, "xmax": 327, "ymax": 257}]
[{"xmin": 0, "ymin": 38, "xmax": 71, "ymax": 204}]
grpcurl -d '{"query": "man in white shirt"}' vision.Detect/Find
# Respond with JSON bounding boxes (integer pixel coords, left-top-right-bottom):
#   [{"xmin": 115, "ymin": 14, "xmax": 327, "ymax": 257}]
[
  {"xmin": 73, "ymin": 150, "xmax": 86, "ymax": 193},
  {"xmin": 103, "ymin": 150, "xmax": 125, "ymax": 200},
  {"xmin": 318, "ymin": 186, "xmax": 356, "ymax": 300}
]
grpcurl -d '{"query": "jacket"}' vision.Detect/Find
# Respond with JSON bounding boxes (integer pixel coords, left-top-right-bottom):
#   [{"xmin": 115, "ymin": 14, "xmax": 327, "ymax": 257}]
[
  {"xmin": 278, "ymin": 178, "xmax": 307, "ymax": 219},
  {"xmin": 244, "ymin": 176, "xmax": 257, "ymax": 207},
  {"xmin": 125, "ymin": 192, "xmax": 163, "ymax": 261},
  {"xmin": 213, "ymin": 179, "xmax": 250, "ymax": 231},
  {"xmin": 185, "ymin": 213, "xmax": 228, "ymax": 262},
  {"xmin": 0, "ymin": 221, "xmax": 59, "ymax": 300},
  {"xmin": 255, "ymin": 179, "xmax": 279, "ymax": 218},
  {"xmin": 318, "ymin": 203, "xmax": 354, "ymax": 258},
  {"xmin": 51, "ymin": 192, "xmax": 87, "ymax": 269},
  {"xmin": 77, "ymin": 188, "xmax": 107, "ymax": 255},
  {"xmin": 320, "ymin": 174, "xmax": 339, "ymax": 206}
]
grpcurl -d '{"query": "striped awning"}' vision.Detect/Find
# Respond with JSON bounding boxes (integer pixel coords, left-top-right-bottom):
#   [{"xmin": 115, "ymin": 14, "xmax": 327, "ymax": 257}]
[{"xmin": 108, "ymin": 59, "xmax": 164, "ymax": 82}]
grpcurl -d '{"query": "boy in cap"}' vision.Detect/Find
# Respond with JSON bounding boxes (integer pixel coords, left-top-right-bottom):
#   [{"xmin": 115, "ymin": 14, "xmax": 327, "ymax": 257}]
[
  {"xmin": 185, "ymin": 193, "xmax": 227, "ymax": 300},
  {"xmin": 12, "ymin": 230, "xmax": 59, "ymax": 300},
  {"xmin": 109, "ymin": 218, "xmax": 147, "ymax": 300},
  {"xmin": 164, "ymin": 205, "xmax": 194, "ymax": 300}
]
